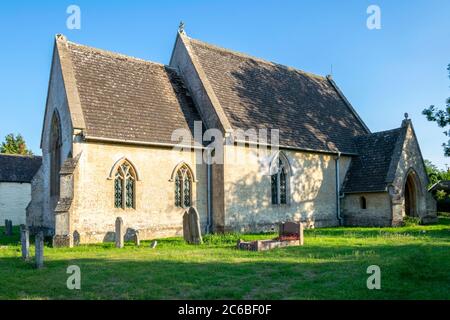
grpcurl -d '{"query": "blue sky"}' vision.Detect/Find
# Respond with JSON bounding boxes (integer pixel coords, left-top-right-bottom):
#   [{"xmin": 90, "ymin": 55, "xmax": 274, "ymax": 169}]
[{"xmin": 0, "ymin": 0, "xmax": 449, "ymax": 168}]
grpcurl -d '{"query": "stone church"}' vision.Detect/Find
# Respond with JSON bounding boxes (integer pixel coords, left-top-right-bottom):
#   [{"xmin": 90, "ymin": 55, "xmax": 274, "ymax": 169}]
[{"xmin": 27, "ymin": 28, "xmax": 437, "ymax": 246}]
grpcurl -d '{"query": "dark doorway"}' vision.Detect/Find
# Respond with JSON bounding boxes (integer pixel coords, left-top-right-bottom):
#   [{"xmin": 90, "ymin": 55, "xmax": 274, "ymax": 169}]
[{"xmin": 404, "ymin": 173, "xmax": 417, "ymax": 217}]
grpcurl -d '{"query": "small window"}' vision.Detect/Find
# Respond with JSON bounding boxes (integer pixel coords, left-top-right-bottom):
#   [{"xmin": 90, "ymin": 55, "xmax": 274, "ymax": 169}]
[
  {"xmin": 114, "ymin": 162, "xmax": 136, "ymax": 209},
  {"xmin": 360, "ymin": 196, "xmax": 367, "ymax": 210},
  {"xmin": 271, "ymin": 152, "xmax": 290, "ymax": 205},
  {"xmin": 174, "ymin": 164, "xmax": 193, "ymax": 208}
]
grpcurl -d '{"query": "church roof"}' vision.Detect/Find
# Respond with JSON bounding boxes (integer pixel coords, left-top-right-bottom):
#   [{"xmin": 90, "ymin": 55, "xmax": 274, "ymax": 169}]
[
  {"xmin": 186, "ymin": 37, "xmax": 370, "ymax": 154},
  {"xmin": 342, "ymin": 125, "xmax": 407, "ymax": 193},
  {"xmin": 65, "ymin": 41, "xmax": 202, "ymax": 145},
  {"xmin": 0, "ymin": 154, "xmax": 42, "ymax": 183}
]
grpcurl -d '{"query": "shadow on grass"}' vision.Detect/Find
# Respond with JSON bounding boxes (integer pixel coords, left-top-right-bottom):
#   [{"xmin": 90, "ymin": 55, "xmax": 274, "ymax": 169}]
[
  {"xmin": 0, "ymin": 226, "xmax": 20, "ymax": 246},
  {"xmin": 0, "ymin": 240, "xmax": 448, "ymax": 300},
  {"xmin": 305, "ymin": 217, "xmax": 450, "ymax": 239}
]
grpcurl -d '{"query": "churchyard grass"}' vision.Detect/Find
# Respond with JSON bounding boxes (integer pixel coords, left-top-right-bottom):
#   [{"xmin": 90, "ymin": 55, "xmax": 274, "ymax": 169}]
[{"xmin": 0, "ymin": 217, "xmax": 449, "ymax": 299}]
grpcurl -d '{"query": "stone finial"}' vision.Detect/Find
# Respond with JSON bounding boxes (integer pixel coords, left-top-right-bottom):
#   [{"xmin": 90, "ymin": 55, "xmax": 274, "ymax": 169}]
[
  {"xmin": 402, "ymin": 112, "xmax": 411, "ymax": 128},
  {"xmin": 178, "ymin": 21, "xmax": 185, "ymax": 34},
  {"xmin": 55, "ymin": 33, "xmax": 67, "ymax": 42}
]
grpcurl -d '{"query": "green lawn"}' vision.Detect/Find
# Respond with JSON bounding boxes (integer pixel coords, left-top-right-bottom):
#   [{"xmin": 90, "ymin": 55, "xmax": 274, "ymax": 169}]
[{"xmin": 0, "ymin": 218, "xmax": 449, "ymax": 300}]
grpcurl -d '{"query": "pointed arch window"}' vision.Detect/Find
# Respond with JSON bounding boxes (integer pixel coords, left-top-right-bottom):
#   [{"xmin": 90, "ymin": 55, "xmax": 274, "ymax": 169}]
[
  {"xmin": 50, "ymin": 111, "xmax": 62, "ymax": 197},
  {"xmin": 174, "ymin": 164, "xmax": 193, "ymax": 208},
  {"xmin": 114, "ymin": 162, "xmax": 136, "ymax": 209},
  {"xmin": 271, "ymin": 152, "xmax": 290, "ymax": 205}
]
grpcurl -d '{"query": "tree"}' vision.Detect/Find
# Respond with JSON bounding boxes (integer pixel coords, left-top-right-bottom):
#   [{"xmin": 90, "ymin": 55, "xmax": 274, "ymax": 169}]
[
  {"xmin": 422, "ymin": 64, "xmax": 450, "ymax": 155},
  {"xmin": 0, "ymin": 133, "xmax": 33, "ymax": 155},
  {"xmin": 424, "ymin": 159, "xmax": 450, "ymax": 187}
]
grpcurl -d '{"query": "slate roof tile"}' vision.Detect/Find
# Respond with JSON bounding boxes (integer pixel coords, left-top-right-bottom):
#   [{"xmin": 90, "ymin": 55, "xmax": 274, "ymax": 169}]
[
  {"xmin": 0, "ymin": 154, "xmax": 42, "ymax": 183},
  {"xmin": 66, "ymin": 42, "xmax": 202, "ymax": 145},
  {"xmin": 342, "ymin": 127, "xmax": 405, "ymax": 193},
  {"xmin": 188, "ymin": 38, "xmax": 369, "ymax": 154}
]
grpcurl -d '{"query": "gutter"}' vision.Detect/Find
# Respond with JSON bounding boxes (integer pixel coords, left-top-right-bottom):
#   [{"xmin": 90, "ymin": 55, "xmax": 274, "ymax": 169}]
[
  {"xmin": 335, "ymin": 152, "xmax": 343, "ymax": 226},
  {"xmin": 232, "ymin": 139, "xmax": 359, "ymax": 157},
  {"xmin": 83, "ymin": 135, "xmax": 205, "ymax": 150},
  {"xmin": 206, "ymin": 147, "xmax": 213, "ymax": 234}
]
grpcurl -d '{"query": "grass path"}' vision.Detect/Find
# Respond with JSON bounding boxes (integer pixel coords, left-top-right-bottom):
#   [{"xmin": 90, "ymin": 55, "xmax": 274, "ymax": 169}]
[{"xmin": 0, "ymin": 218, "xmax": 449, "ymax": 299}]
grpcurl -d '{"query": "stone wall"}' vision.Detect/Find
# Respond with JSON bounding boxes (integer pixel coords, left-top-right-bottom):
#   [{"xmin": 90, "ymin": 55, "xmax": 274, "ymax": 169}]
[
  {"xmin": 222, "ymin": 144, "xmax": 351, "ymax": 232},
  {"xmin": 26, "ymin": 166, "xmax": 44, "ymax": 227},
  {"xmin": 342, "ymin": 192, "xmax": 392, "ymax": 226},
  {"xmin": 35, "ymin": 47, "xmax": 74, "ymax": 230},
  {"xmin": 0, "ymin": 182, "xmax": 31, "ymax": 225},
  {"xmin": 70, "ymin": 141, "xmax": 207, "ymax": 244},
  {"xmin": 390, "ymin": 122, "xmax": 436, "ymax": 220}
]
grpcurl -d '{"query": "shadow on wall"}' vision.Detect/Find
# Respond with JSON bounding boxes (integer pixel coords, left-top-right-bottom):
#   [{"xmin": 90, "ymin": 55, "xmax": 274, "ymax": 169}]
[
  {"xmin": 217, "ymin": 59, "xmax": 364, "ymax": 231},
  {"xmin": 226, "ymin": 150, "xmax": 331, "ymax": 232}
]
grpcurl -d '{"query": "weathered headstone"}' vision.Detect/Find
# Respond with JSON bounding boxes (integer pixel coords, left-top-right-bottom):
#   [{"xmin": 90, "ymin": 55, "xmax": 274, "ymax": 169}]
[
  {"xmin": 183, "ymin": 207, "xmax": 203, "ymax": 244},
  {"xmin": 299, "ymin": 223, "xmax": 304, "ymax": 246},
  {"xmin": 20, "ymin": 225, "xmax": 30, "ymax": 260},
  {"xmin": 115, "ymin": 217, "xmax": 124, "ymax": 248},
  {"xmin": 150, "ymin": 240, "xmax": 158, "ymax": 248},
  {"xmin": 279, "ymin": 221, "xmax": 304, "ymax": 245},
  {"xmin": 5, "ymin": 220, "xmax": 13, "ymax": 236},
  {"xmin": 35, "ymin": 231, "xmax": 44, "ymax": 269},
  {"xmin": 73, "ymin": 230, "xmax": 80, "ymax": 246},
  {"xmin": 134, "ymin": 231, "xmax": 140, "ymax": 246}
]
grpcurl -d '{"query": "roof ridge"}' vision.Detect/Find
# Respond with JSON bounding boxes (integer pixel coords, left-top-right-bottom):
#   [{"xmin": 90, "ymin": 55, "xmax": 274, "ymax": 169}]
[
  {"xmin": 188, "ymin": 37, "xmax": 326, "ymax": 81},
  {"xmin": 360, "ymin": 127, "xmax": 402, "ymax": 137},
  {"xmin": 66, "ymin": 40, "xmax": 168, "ymax": 68},
  {"xmin": 0, "ymin": 153, "xmax": 41, "ymax": 158}
]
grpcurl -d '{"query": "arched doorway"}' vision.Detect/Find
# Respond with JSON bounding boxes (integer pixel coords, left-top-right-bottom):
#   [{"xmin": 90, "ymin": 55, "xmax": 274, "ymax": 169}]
[{"xmin": 404, "ymin": 172, "xmax": 418, "ymax": 217}]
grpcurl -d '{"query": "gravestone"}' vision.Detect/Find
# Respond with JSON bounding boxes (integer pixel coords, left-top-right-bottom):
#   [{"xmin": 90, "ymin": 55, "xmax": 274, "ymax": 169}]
[
  {"xmin": 115, "ymin": 217, "xmax": 124, "ymax": 248},
  {"xmin": 73, "ymin": 231, "xmax": 80, "ymax": 246},
  {"xmin": 279, "ymin": 221, "xmax": 304, "ymax": 245},
  {"xmin": 4, "ymin": 220, "xmax": 13, "ymax": 236},
  {"xmin": 150, "ymin": 240, "xmax": 157, "ymax": 249},
  {"xmin": 183, "ymin": 207, "xmax": 203, "ymax": 244},
  {"xmin": 299, "ymin": 223, "xmax": 304, "ymax": 246},
  {"xmin": 35, "ymin": 231, "xmax": 44, "ymax": 269},
  {"xmin": 134, "ymin": 231, "xmax": 140, "ymax": 246},
  {"xmin": 20, "ymin": 225, "xmax": 30, "ymax": 260}
]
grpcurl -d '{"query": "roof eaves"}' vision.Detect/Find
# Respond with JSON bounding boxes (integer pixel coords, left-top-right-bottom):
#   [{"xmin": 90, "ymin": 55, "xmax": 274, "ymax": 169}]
[
  {"xmin": 55, "ymin": 34, "xmax": 86, "ymax": 131},
  {"xmin": 343, "ymin": 188, "xmax": 388, "ymax": 194}
]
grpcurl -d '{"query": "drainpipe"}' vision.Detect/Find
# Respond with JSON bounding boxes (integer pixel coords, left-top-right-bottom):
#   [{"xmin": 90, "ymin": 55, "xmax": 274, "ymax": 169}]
[
  {"xmin": 335, "ymin": 152, "xmax": 343, "ymax": 226},
  {"xmin": 206, "ymin": 148, "xmax": 213, "ymax": 234}
]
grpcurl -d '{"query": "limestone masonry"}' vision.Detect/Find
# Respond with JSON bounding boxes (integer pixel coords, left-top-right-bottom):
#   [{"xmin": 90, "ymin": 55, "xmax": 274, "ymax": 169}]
[{"xmin": 24, "ymin": 30, "xmax": 436, "ymax": 246}]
